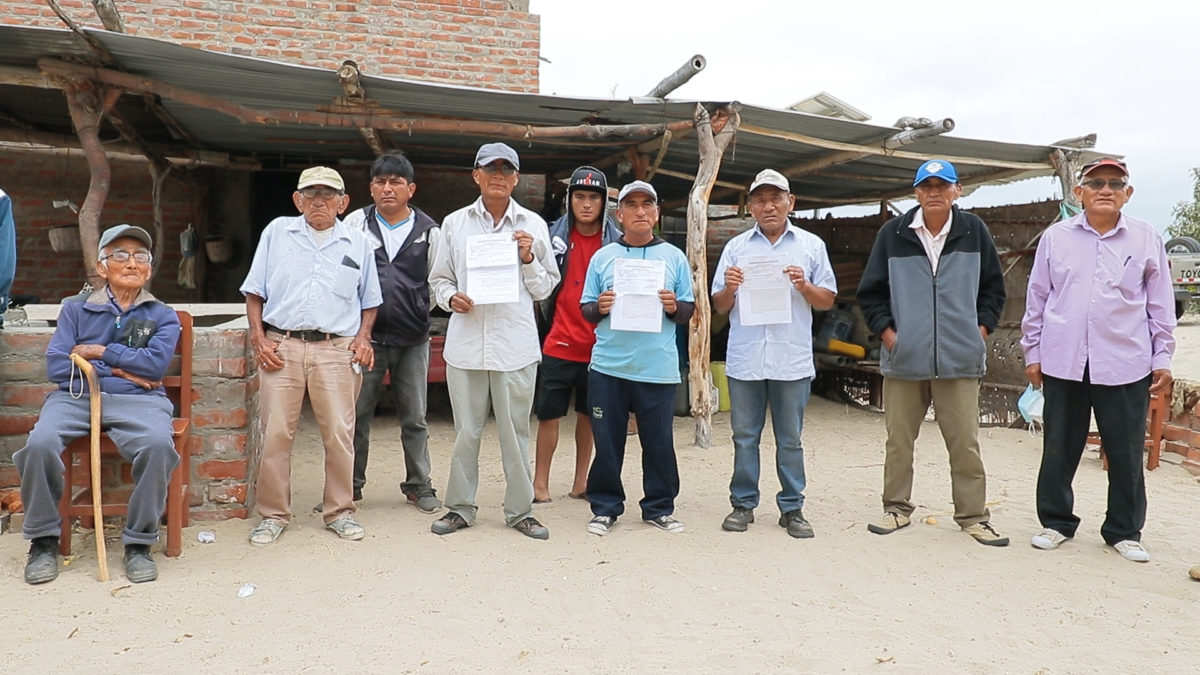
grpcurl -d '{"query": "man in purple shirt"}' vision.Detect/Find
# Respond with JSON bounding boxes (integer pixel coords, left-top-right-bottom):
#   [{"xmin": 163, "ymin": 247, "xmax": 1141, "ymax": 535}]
[{"xmin": 1021, "ymin": 157, "xmax": 1175, "ymax": 563}]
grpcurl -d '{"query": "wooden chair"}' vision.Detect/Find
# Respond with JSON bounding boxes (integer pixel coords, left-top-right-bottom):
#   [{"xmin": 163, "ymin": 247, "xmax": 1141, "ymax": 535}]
[
  {"xmin": 57, "ymin": 310, "xmax": 193, "ymax": 557},
  {"xmin": 1092, "ymin": 389, "xmax": 1169, "ymax": 472}
]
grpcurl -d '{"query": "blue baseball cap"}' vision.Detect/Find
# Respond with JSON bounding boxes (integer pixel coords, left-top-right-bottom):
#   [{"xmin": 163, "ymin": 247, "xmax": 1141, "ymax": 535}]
[{"xmin": 913, "ymin": 159, "xmax": 959, "ymax": 187}]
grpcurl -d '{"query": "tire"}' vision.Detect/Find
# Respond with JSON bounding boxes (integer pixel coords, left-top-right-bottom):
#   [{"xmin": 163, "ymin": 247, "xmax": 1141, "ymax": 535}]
[
  {"xmin": 1177, "ymin": 300, "xmax": 1188, "ymax": 320},
  {"xmin": 1166, "ymin": 236, "xmax": 1200, "ymax": 254}
]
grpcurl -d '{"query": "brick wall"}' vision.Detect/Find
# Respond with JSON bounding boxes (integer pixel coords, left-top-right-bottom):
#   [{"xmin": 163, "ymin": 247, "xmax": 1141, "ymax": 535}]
[
  {"xmin": 3, "ymin": 0, "xmax": 540, "ymax": 92},
  {"xmin": 0, "ymin": 322, "xmax": 256, "ymax": 521},
  {"xmin": 1162, "ymin": 381, "xmax": 1200, "ymax": 474},
  {"xmin": 0, "ymin": 149, "xmax": 204, "ymax": 305}
]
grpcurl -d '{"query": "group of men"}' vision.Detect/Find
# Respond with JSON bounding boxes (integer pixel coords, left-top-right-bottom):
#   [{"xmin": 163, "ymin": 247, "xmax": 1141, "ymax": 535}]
[{"xmin": 11, "ymin": 146, "xmax": 1179, "ymax": 584}]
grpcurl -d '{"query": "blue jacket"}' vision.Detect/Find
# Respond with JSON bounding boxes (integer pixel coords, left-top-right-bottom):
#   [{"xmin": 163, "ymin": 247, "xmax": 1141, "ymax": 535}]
[
  {"xmin": 0, "ymin": 188, "xmax": 15, "ymax": 321},
  {"xmin": 856, "ymin": 205, "xmax": 1005, "ymax": 380},
  {"xmin": 47, "ymin": 287, "xmax": 180, "ymax": 397}
]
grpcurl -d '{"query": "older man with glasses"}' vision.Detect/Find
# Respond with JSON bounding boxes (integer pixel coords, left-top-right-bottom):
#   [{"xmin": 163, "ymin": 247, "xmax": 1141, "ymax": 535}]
[
  {"xmin": 240, "ymin": 166, "xmax": 382, "ymax": 547},
  {"xmin": 857, "ymin": 159, "xmax": 1009, "ymax": 547},
  {"xmin": 15, "ymin": 225, "xmax": 181, "ymax": 584},
  {"xmin": 1022, "ymin": 157, "xmax": 1175, "ymax": 562},
  {"xmin": 427, "ymin": 142, "xmax": 559, "ymax": 540}
]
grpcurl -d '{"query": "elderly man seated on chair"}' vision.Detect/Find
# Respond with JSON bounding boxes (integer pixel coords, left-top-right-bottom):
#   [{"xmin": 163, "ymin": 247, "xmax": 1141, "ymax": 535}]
[{"xmin": 14, "ymin": 224, "xmax": 180, "ymax": 585}]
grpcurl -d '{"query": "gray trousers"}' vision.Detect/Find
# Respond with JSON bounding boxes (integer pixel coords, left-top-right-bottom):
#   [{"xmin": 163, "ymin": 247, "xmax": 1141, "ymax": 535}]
[
  {"xmin": 444, "ymin": 363, "xmax": 536, "ymax": 527},
  {"xmin": 353, "ymin": 341, "xmax": 432, "ymax": 492},
  {"xmin": 14, "ymin": 390, "xmax": 178, "ymax": 546}
]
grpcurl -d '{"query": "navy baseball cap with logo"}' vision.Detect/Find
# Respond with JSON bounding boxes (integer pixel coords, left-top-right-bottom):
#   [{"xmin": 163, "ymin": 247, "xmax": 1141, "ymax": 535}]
[
  {"xmin": 913, "ymin": 159, "xmax": 959, "ymax": 186},
  {"xmin": 568, "ymin": 166, "xmax": 608, "ymax": 195}
]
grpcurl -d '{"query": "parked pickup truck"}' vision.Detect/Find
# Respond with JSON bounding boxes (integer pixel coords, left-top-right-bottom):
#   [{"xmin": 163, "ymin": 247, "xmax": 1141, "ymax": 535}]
[{"xmin": 1167, "ymin": 236, "xmax": 1200, "ymax": 318}]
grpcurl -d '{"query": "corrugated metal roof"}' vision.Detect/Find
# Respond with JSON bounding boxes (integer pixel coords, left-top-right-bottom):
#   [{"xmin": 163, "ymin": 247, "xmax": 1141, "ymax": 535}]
[{"xmin": 0, "ymin": 25, "xmax": 1105, "ymax": 208}]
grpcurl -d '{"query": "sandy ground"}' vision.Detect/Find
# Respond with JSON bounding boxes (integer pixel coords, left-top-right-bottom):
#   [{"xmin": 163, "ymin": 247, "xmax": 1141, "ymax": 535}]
[{"xmin": 3, "ymin": 382, "xmax": 1199, "ymax": 674}]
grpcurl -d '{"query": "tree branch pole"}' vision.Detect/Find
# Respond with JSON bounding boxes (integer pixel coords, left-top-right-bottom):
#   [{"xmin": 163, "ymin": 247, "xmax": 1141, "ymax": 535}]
[
  {"xmin": 686, "ymin": 103, "xmax": 740, "ymax": 448},
  {"xmin": 63, "ymin": 80, "xmax": 121, "ymax": 289}
]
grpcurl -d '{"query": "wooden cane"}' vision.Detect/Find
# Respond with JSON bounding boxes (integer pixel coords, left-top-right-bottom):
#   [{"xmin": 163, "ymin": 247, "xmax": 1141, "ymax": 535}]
[{"xmin": 70, "ymin": 353, "xmax": 109, "ymax": 582}]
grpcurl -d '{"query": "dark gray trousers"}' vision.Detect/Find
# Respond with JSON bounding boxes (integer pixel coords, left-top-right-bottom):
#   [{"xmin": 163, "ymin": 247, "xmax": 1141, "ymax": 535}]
[
  {"xmin": 14, "ymin": 390, "xmax": 178, "ymax": 546},
  {"xmin": 353, "ymin": 341, "xmax": 432, "ymax": 492}
]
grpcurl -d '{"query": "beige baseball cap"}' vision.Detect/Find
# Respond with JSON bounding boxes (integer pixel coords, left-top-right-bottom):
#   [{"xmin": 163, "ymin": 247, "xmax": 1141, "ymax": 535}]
[
  {"xmin": 297, "ymin": 166, "xmax": 345, "ymax": 191},
  {"xmin": 749, "ymin": 169, "xmax": 790, "ymax": 194}
]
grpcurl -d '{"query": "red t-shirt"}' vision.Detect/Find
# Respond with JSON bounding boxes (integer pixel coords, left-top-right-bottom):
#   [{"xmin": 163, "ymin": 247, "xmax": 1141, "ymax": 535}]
[{"xmin": 543, "ymin": 227, "xmax": 603, "ymax": 362}]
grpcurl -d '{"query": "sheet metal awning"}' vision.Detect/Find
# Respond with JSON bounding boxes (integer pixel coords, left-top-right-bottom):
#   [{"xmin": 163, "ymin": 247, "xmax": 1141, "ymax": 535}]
[{"xmin": 0, "ymin": 25, "xmax": 1107, "ymax": 208}]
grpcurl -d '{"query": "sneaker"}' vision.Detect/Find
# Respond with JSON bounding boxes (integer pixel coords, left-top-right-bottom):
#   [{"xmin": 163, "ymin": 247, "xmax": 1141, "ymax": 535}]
[
  {"xmin": 514, "ymin": 517, "xmax": 550, "ymax": 540},
  {"xmin": 587, "ymin": 515, "xmax": 615, "ymax": 536},
  {"xmin": 431, "ymin": 511, "xmax": 469, "ymax": 536},
  {"xmin": 779, "ymin": 509, "xmax": 814, "ymax": 539},
  {"xmin": 644, "ymin": 515, "xmax": 685, "ymax": 533},
  {"xmin": 1113, "ymin": 540, "xmax": 1150, "ymax": 563},
  {"xmin": 403, "ymin": 485, "xmax": 442, "ymax": 514},
  {"xmin": 249, "ymin": 518, "xmax": 286, "ymax": 547},
  {"xmin": 963, "ymin": 522, "xmax": 1010, "ymax": 547},
  {"xmin": 867, "ymin": 512, "xmax": 911, "ymax": 535},
  {"xmin": 123, "ymin": 544, "xmax": 158, "ymax": 583},
  {"xmin": 1031, "ymin": 528, "xmax": 1071, "ymax": 550},
  {"xmin": 327, "ymin": 516, "xmax": 366, "ymax": 541},
  {"xmin": 24, "ymin": 536, "xmax": 59, "ymax": 585},
  {"xmin": 722, "ymin": 507, "xmax": 754, "ymax": 532}
]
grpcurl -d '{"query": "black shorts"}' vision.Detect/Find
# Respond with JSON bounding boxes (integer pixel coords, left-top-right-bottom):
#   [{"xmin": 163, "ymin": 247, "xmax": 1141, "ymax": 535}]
[{"xmin": 535, "ymin": 354, "xmax": 591, "ymax": 420}]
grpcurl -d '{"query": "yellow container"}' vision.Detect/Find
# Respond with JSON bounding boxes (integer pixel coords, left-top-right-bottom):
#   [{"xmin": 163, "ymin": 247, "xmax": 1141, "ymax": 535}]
[{"xmin": 710, "ymin": 361, "xmax": 731, "ymax": 412}]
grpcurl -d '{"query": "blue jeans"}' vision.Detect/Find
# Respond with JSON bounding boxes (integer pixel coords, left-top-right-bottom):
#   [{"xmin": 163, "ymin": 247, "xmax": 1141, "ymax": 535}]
[{"xmin": 728, "ymin": 377, "xmax": 811, "ymax": 514}]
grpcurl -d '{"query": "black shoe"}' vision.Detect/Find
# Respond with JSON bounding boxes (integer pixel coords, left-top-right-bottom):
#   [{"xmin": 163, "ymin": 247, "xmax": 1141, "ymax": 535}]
[
  {"xmin": 431, "ymin": 511, "xmax": 469, "ymax": 536},
  {"xmin": 124, "ymin": 544, "xmax": 158, "ymax": 583},
  {"xmin": 722, "ymin": 507, "xmax": 755, "ymax": 532},
  {"xmin": 24, "ymin": 537, "xmax": 60, "ymax": 585},
  {"xmin": 779, "ymin": 509, "xmax": 815, "ymax": 539},
  {"xmin": 514, "ymin": 517, "xmax": 549, "ymax": 540}
]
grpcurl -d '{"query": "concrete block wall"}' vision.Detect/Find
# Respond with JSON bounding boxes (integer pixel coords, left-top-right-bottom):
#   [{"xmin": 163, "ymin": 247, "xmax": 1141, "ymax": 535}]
[
  {"xmin": 0, "ymin": 323, "xmax": 257, "ymax": 521},
  {"xmin": 3, "ymin": 0, "xmax": 540, "ymax": 92}
]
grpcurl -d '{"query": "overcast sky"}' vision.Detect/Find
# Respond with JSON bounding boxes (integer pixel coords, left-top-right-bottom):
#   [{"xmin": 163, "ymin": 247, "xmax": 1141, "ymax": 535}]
[{"xmin": 530, "ymin": 0, "xmax": 1198, "ymax": 231}]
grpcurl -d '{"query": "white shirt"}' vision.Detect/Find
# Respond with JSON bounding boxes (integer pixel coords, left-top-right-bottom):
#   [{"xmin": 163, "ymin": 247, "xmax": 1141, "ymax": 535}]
[
  {"xmin": 429, "ymin": 197, "xmax": 559, "ymax": 371},
  {"xmin": 909, "ymin": 208, "xmax": 952, "ymax": 274},
  {"xmin": 711, "ymin": 223, "xmax": 837, "ymax": 381}
]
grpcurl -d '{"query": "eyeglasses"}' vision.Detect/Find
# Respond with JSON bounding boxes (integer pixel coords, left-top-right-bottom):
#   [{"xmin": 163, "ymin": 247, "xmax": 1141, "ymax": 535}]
[
  {"xmin": 299, "ymin": 187, "xmax": 343, "ymax": 200},
  {"xmin": 101, "ymin": 250, "xmax": 152, "ymax": 264},
  {"xmin": 1081, "ymin": 179, "xmax": 1128, "ymax": 191},
  {"xmin": 371, "ymin": 177, "xmax": 409, "ymax": 187},
  {"xmin": 477, "ymin": 164, "xmax": 517, "ymax": 176}
]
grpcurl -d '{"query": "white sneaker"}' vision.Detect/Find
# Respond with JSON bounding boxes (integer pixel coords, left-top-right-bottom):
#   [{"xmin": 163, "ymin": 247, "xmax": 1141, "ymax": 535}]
[
  {"xmin": 1031, "ymin": 528, "xmax": 1070, "ymax": 550},
  {"xmin": 587, "ymin": 515, "xmax": 615, "ymax": 536},
  {"xmin": 644, "ymin": 515, "xmax": 685, "ymax": 533},
  {"xmin": 248, "ymin": 519, "xmax": 285, "ymax": 547},
  {"xmin": 1113, "ymin": 540, "xmax": 1150, "ymax": 563}
]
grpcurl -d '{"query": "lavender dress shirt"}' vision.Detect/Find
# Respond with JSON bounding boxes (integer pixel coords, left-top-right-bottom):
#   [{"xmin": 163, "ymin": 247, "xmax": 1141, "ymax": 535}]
[{"xmin": 1021, "ymin": 212, "xmax": 1175, "ymax": 386}]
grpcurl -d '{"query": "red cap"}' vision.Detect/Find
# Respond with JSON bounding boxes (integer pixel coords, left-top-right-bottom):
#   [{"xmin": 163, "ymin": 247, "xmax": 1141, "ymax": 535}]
[{"xmin": 1079, "ymin": 157, "xmax": 1128, "ymax": 178}]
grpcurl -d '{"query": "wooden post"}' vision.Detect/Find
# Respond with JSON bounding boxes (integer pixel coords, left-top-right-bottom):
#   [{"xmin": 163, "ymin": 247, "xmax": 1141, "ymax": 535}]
[
  {"xmin": 686, "ymin": 103, "xmax": 740, "ymax": 448},
  {"xmin": 63, "ymin": 80, "xmax": 121, "ymax": 289}
]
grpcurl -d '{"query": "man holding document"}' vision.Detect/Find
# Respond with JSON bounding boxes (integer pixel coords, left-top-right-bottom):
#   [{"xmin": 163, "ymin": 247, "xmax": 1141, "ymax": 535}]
[
  {"xmin": 711, "ymin": 169, "xmax": 837, "ymax": 538},
  {"xmin": 580, "ymin": 181, "xmax": 695, "ymax": 536},
  {"xmin": 428, "ymin": 142, "xmax": 559, "ymax": 540}
]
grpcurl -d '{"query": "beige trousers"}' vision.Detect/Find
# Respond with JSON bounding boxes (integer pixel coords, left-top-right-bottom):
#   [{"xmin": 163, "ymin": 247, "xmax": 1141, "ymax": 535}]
[
  {"xmin": 881, "ymin": 377, "xmax": 989, "ymax": 527},
  {"xmin": 256, "ymin": 334, "xmax": 361, "ymax": 526}
]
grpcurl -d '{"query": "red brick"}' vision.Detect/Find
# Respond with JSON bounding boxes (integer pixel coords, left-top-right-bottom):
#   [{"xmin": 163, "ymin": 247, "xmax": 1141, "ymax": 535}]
[
  {"xmin": 0, "ymin": 465, "xmax": 19, "ymax": 487},
  {"xmin": 1162, "ymin": 424, "xmax": 1190, "ymax": 443},
  {"xmin": 197, "ymin": 459, "xmax": 247, "ymax": 480},
  {"xmin": 0, "ymin": 413, "xmax": 38, "ymax": 435},
  {"xmin": 191, "ymin": 507, "xmax": 248, "ymax": 522},
  {"xmin": 210, "ymin": 482, "xmax": 247, "ymax": 504},
  {"xmin": 203, "ymin": 432, "xmax": 247, "ymax": 456},
  {"xmin": 194, "ymin": 408, "xmax": 248, "ymax": 429},
  {"xmin": 0, "ymin": 383, "xmax": 57, "ymax": 407}
]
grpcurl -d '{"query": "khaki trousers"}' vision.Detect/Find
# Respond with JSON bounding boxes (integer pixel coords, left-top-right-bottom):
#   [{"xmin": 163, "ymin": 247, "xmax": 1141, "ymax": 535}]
[
  {"xmin": 256, "ymin": 334, "xmax": 361, "ymax": 526},
  {"xmin": 443, "ymin": 363, "xmax": 537, "ymax": 527},
  {"xmin": 881, "ymin": 377, "xmax": 989, "ymax": 527}
]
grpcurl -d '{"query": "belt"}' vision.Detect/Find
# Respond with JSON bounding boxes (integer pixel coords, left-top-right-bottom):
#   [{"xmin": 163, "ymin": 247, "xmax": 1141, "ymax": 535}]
[{"xmin": 263, "ymin": 323, "xmax": 335, "ymax": 342}]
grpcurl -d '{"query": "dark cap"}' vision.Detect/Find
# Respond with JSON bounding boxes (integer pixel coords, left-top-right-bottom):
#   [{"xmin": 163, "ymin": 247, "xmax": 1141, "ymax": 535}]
[
  {"xmin": 1079, "ymin": 157, "xmax": 1128, "ymax": 179},
  {"xmin": 568, "ymin": 166, "xmax": 608, "ymax": 195}
]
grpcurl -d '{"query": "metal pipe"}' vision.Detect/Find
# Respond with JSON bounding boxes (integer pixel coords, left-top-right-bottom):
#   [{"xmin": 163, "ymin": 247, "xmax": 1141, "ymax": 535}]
[
  {"xmin": 883, "ymin": 118, "xmax": 955, "ymax": 149},
  {"xmin": 645, "ymin": 54, "xmax": 707, "ymax": 99}
]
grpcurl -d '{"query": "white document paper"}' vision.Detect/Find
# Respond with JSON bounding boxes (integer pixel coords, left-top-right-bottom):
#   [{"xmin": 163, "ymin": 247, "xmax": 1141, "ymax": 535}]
[
  {"xmin": 738, "ymin": 254, "xmax": 792, "ymax": 326},
  {"xmin": 611, "ymin": 258, "xmax": 666, "ymax": 333},
  {"xmin": 465, "ymin": 233, "xmax": 519, "ymax": 305}
]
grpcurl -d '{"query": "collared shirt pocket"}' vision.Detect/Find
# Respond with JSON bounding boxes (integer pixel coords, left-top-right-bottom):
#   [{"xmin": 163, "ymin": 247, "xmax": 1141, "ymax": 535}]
[
  {"xmin": 1116, "ymin": 256, "xmax": 1146, "ymax": 299},
  {"xmin": 334, "ymin": 256, "xmax": 361, "ymax": 299}
]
